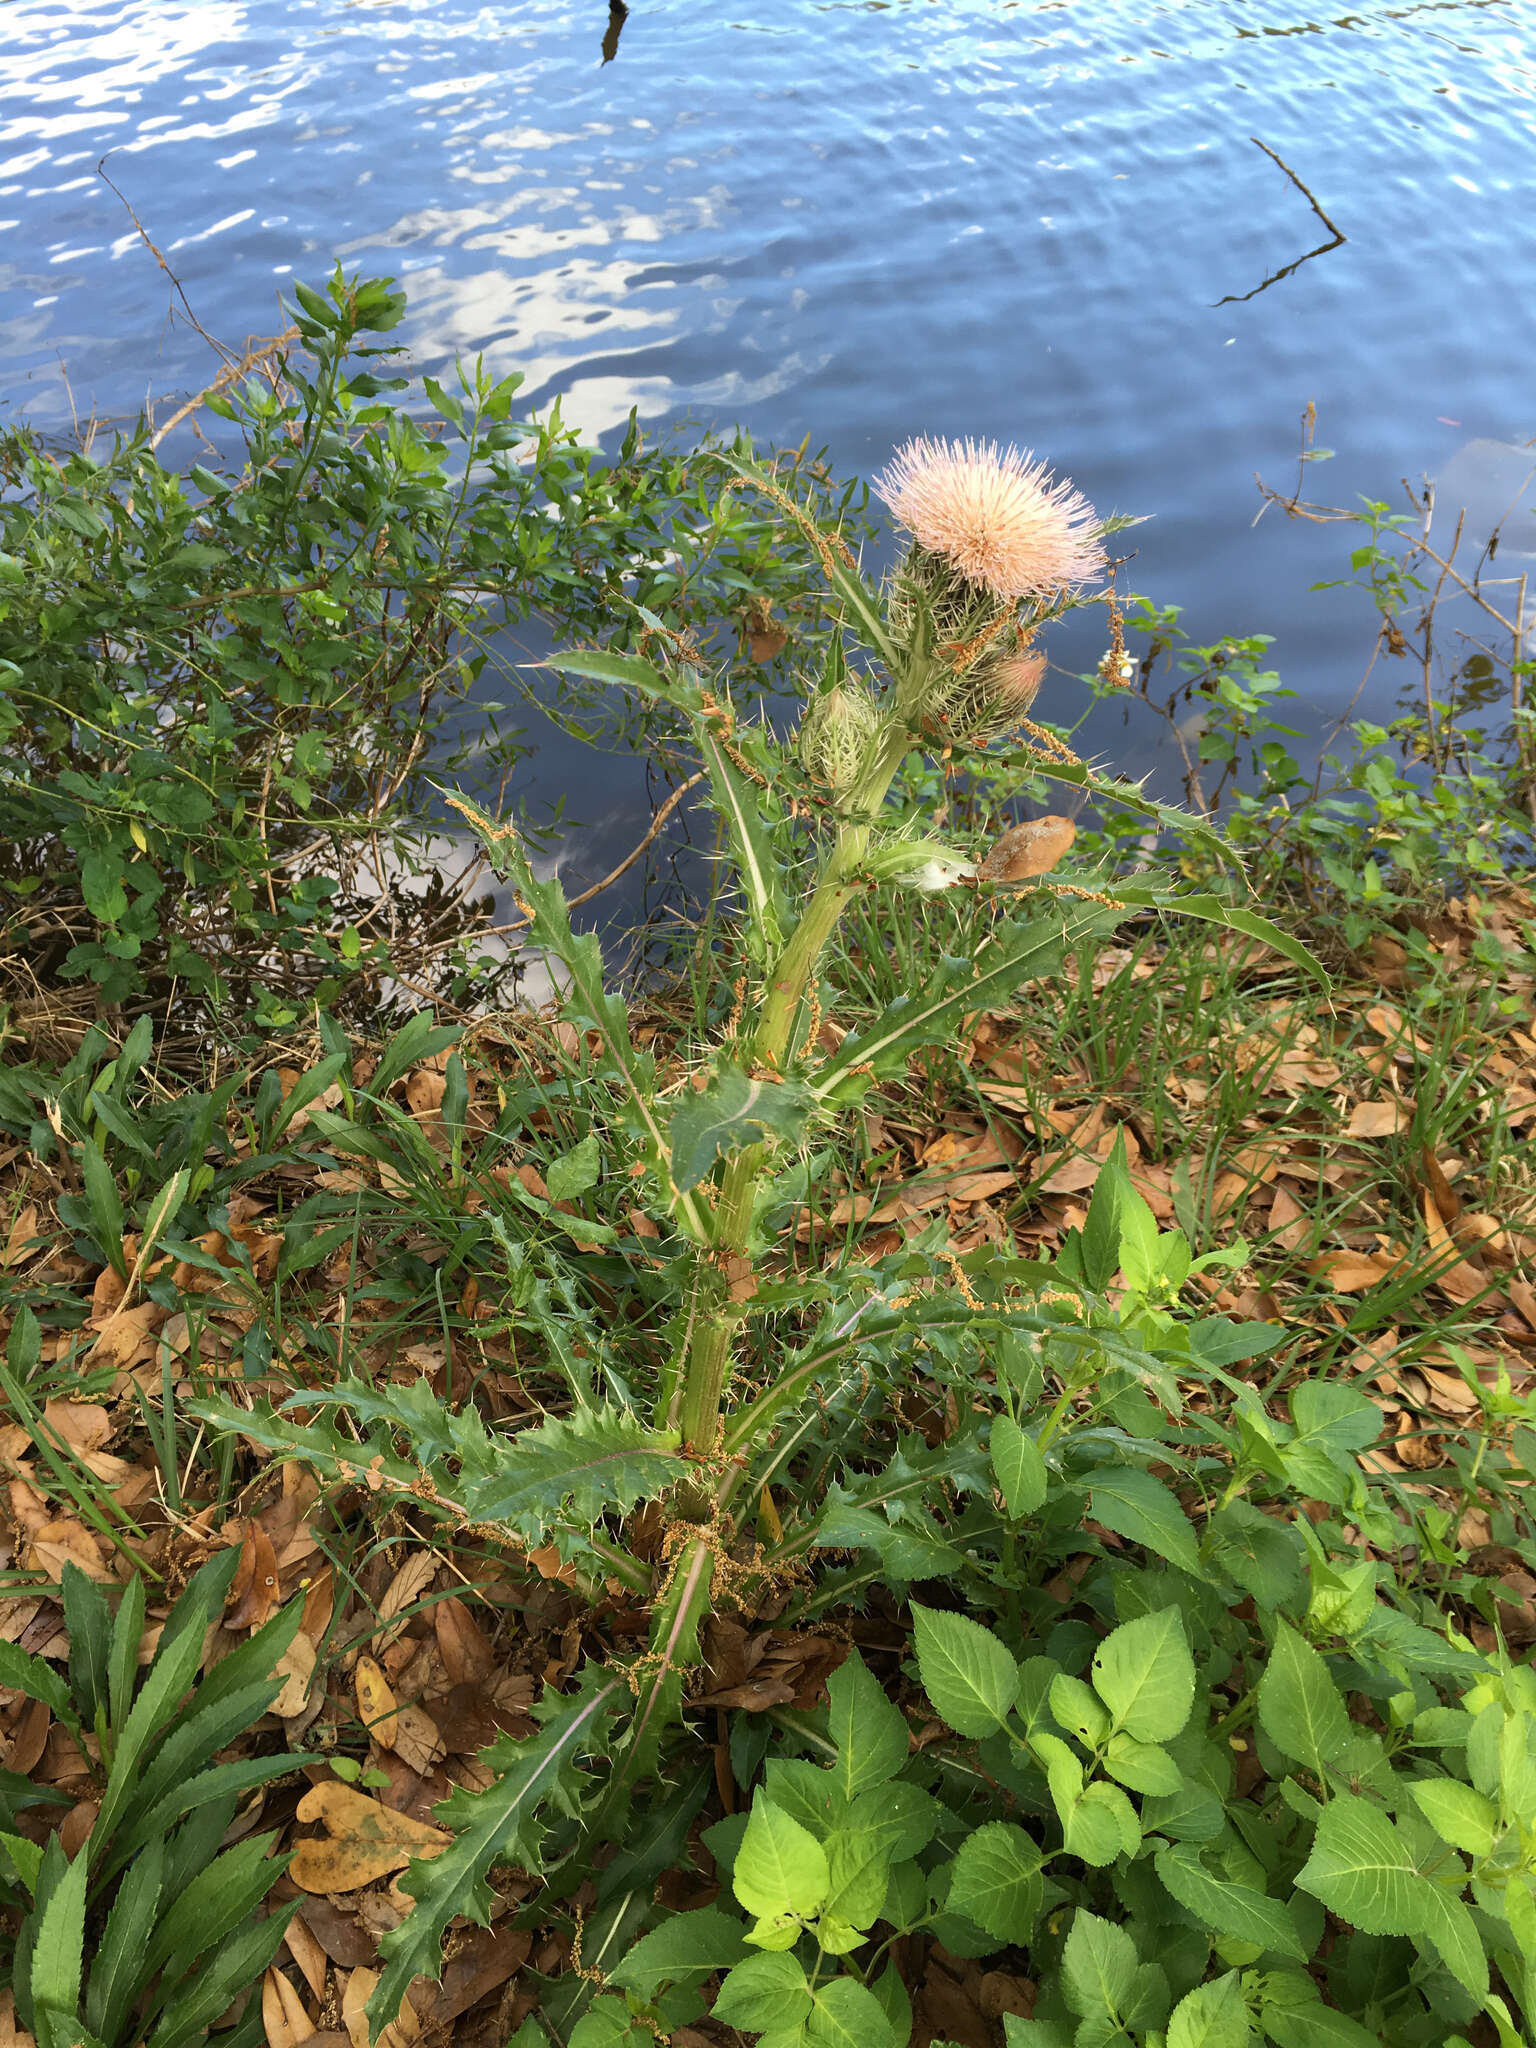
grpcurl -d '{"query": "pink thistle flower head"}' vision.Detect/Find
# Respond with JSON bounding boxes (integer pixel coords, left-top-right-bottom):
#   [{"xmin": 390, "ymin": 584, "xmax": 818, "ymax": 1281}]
[{"xmin": 875, "ymin": 437, "xmax": 1106, "ymax": 602}]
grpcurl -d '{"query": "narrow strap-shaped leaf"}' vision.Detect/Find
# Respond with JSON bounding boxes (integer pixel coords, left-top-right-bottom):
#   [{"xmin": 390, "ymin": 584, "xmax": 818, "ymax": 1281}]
[
  {"xmin": 142, "ymin": 1832, "xmax": 288, "ymax": 1998},
  {"xmin": 105, "ymin": 1568, "xmax": 146, "ymax": 1733},
  {"xmin": 89, "ymin": 1560, "xmax": 237, "ymax": 1853},
  {"xmin": 85, "ymin": 1831, "xmax": 163, "ymax": 2042},
  {"xmin": 696, "ymin": 721, "xmax": 785, "ymax": 954},
  {"xmin": 27, "ymin": 1836, "xmax": 87, "ymax": 2041},
  {"xmin": 99, "ymin": 1758, "xmax": 305, "ymax": 1888},
  {"xmin": 144, "ymin": 1906, "xmax": 297, "ymax": 2048},
  {"xmin": 1106, "ymin": 884, "xmax": 1327, "ymax": 982},
  {"xmin": 812, "ymin": 899, "xmax": 1121, "ymax": 1098},
  {"xmin": 541, "ymin": 644, "xmax": 704, "ymax": 712}
]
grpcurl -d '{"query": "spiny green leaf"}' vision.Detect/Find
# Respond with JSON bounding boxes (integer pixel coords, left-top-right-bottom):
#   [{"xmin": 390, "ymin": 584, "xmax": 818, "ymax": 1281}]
[
  {"xmin": 669, "ymin": 1063, "xmax": 813, "ymax": 1192},
  {"xmin": 371, "ymin": 1676, "xmax": 624, "ymax": 2035}
]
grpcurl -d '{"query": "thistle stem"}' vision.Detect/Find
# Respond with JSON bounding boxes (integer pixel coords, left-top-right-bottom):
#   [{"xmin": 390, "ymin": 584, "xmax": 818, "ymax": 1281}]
[{"xmin": 674, "ymin": 726, "xmax": 910, "ymax": 1456}]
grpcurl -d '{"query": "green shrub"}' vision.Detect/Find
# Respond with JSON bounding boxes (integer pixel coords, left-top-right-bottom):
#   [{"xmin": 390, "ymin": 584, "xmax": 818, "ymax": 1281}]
[{"xmin": 0, "ymin": 270, "xmax": 849, "ymax": 1047}]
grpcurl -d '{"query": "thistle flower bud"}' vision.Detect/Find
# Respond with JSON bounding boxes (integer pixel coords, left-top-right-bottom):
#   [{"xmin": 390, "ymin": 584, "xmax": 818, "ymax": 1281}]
[
  {"xmin": 920, "ymin": 644, "xmax": 1047, "ymax": 747},
  {"xmin": 797, "ymin": 684, "xmax": 881, "ymax": 792}
]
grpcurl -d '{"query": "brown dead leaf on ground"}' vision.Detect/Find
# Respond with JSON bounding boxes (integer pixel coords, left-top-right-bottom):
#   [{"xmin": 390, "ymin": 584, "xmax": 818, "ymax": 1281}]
[
  {"xmin": 343, "ymin": 1972, "xmax": 419, "ymax": 2048},
  {"xmin": 1306, "ymin": 1248, "xmax": 1408, "ymax": 1293},
  {"xmin": 434, "ymin": 1594, "xmax": 495, "ymax": 1685},
  {"xmin": 1, "ymin": 1205, "xmax": 41, "ymax": 1268},
  {"xmin": 271, "ymin": 1630, "xmax": 318, "ymax": 1717},
  {"xmin": 372, "ymin": 1551, "xmax": 439, "ymax": 1654},
  {"xmin": 289, "ymin": 1780, "xmax": 451, "ymax": 1892},
  {"xmin": 227, "ymin": 1523, "xmax": 281, "ymax": 1631},
  {"xmin": 0, "ymin": 1988, "xmax": 35, "ymax": 2048},
  {"xmin": 1346, "ymin": 1097, "xmax": 1414, "ymax": 1138},
  {"xmin": 262, "ymin": 1965, "xmax": 314, "ymax": 2048},
  {"xmin": 282, "ymin": 1913, "xmax": 331, "ymax": 2002}
]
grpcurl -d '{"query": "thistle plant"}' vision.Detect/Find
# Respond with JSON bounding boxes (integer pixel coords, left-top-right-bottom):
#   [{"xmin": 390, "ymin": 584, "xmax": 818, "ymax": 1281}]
[{"xmin": 196, "ymin": 436, "xmax": 1318, "ymax": 2036}]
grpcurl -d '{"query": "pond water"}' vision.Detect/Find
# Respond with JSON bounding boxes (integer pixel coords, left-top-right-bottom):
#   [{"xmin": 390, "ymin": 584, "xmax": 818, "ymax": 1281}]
[{"xmin": 5, "ymin": 0, "xmax": 1536, "ymax": 919}]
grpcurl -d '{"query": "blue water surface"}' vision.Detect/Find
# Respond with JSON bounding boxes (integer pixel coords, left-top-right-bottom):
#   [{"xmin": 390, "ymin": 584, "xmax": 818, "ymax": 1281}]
[{"xmin": 3, "ymin": 0, "xmax": 1534, "ymax": 891}]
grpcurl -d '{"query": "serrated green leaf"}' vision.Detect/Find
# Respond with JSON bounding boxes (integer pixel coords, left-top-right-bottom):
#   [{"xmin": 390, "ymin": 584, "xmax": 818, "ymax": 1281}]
[
  {"xmin": 1091, "ymin": 1606, "xmax": 1196, "ymax": 1744},
  {"xmin": 1103, "ymin": 1732, "xmax": 1183, "ymax": 1796},
  {"xmin": 1204, "ymin": 1501, "xmax": 1307, "ymax": 1612},
  {"xmin": 1294, "ymin": 1793, "xmax": 1427, "ymax": 1935},
  {"xmin": 1257, "ymin": 1623, "xmax": 1353, "ymax": 1777},
  {"xmin": 1060, "ymin": 1908, "xmax": 1138, "ymax": 2022},
  {"xmin": 713, "ymin": 1950, "xmax": 813, "ymax": 2034},
  {"xmin": 608, "ymin": 1906, "xmax": 749, "ymax": 1997},
  {"xmin": 911, "ymin": 1604, "xmax": 1019, "ymax": 1738},
  {"xmin": 734, "ymin": 1794, "xmax": 830, "ymax": 1926},
  {"xmin": 827, "ymin": 1652, "xmax": 909, "ymax": 1798},
  {"xmin": 807, "ymin": 1973, "xmax": 900, "ymax": 2048},
  {"xmin": 0, "ymin": 1830, "xmax": 43, "ymax": 1892},
  {"xmin": 1154, "ymin": 1843, "xmax": 1307, "ymax": 1959},
  {"xmin": 991, "ymin": 1414, "xmax": 1047, "ymax": 1517},
  {"xmin": 1407, "ymin": 1777, "xmax": 1497, "ymax": 1859},
  {"xmin": 669, "ymin": 1064, "xmax": 813, "ymax": 1192},
  {"xmin": 370, "ymin": 1678, "xmax": 623, "ymax": 2033},
  {"xmin": 1050, "ymin": 1673, "xmax": 1111, "ymax": 1747},
  {"xmin": 1088, "ymin": 1469, "xmax": 1202, "ymax": 1576},
  {"xmin": 0, "ymin": 1640, "xmax": 76, "ymax": 1730},
  {"xmin": 1166, "ymin": 1968, "xmax": 1250, "ymax": 2048},
  {"xmin": 546, "ymin": 1134, "xmax": 601, "ymax": 1201},
  {"xmin": 1414, "ymin": 1881, "xmax": 1487, "ymax": 1998},
  {"xmin": 948, "ymin": 1822, "xmax": 1043, "ymax": 1944}
]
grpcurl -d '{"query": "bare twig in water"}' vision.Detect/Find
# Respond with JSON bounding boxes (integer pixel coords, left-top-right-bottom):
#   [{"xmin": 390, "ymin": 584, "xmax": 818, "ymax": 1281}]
[
  {"xmin": 97, "ymin": 156, "xmax": 237, "ymax": 366},
  {"xmin": 1215, "ymin": 138, "xmax": 1346, "ymax": 306}
]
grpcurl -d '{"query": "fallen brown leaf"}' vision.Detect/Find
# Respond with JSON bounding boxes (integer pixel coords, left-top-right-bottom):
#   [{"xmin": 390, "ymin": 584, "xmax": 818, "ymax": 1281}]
[
  {"xmin": 1, "ymin": 1205, "xmax": 41, "ymax": 1269},
  {"xmin": 282, "ymin": 1914, "xmax": 331, "ymax": 2003},
  {"xmin": 227, "ymin": 1523, "xmax": 281, "ymax": 1632},
  {"xmin": 342, "ymin": 1970, "xmax": 419, "ymax": 2048},
  {"xmin": 271, "ymin": 1631, "xmax": 318, "ymax": 1718},
  {"xmin": 434, "ymin": 1595, "xmax": 494, "ymax": 1686},
  {"xmin": 289, "ymin": 1782, "xmax": 450, "ymax": 1894},
  {"xmin": 1346, "ymin": 1098, "xmax": 1412, "ymax": 1139},
  {"xmin": 262, "ymin": 1966, "xmax": 313, "ymax": 2048}
]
